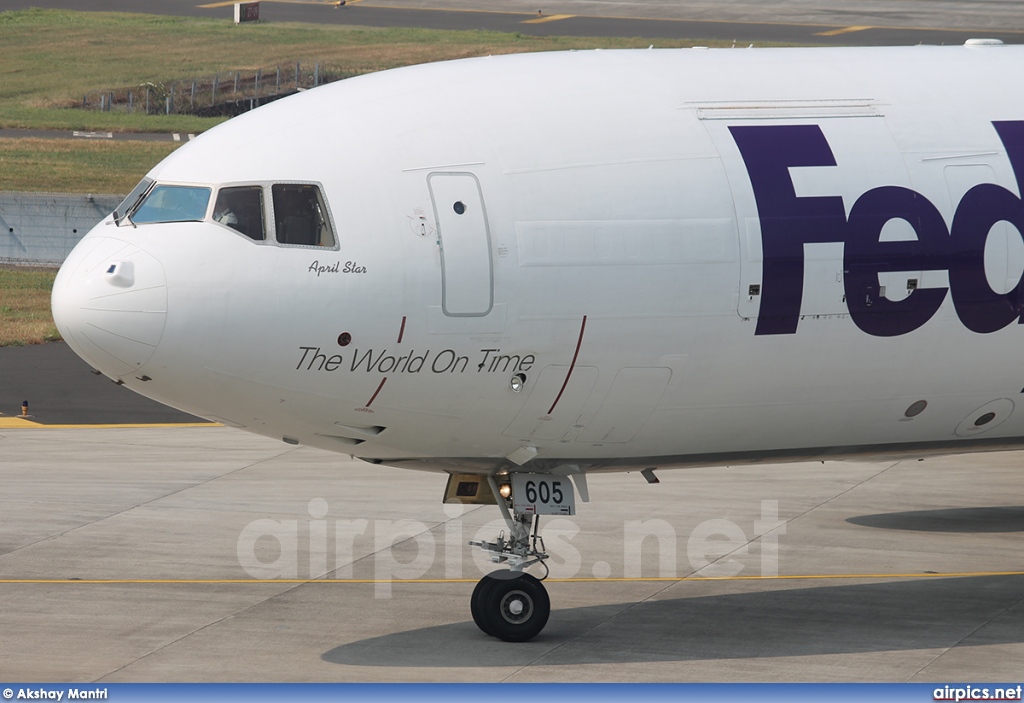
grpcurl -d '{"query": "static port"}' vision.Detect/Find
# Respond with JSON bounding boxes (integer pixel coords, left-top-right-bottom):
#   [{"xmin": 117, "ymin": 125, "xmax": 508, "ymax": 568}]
[
  {"xmin": 974, "ymin": 412, "xmax": 997, "ymax": 426},
  {"xmin": 905, "ymin": 400, "xmax": 927, "ymax": 418}
]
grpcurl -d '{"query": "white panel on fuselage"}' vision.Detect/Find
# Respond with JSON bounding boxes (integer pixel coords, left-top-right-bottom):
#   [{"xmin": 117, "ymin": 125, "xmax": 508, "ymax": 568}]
[
  {"xmin": 428, "ymin": 172, "xmax": 493, "ymax": 316},
  {"xmin": 515, "ymin": 219, "xmax": 735, "ymax": 266},
  {"xmin": 504, "ymin": 365, "xmax": 599, "ymax": 440},
  {"xmin": 576, "ymin": 367, "xmax": 672, "ymax": 444}
]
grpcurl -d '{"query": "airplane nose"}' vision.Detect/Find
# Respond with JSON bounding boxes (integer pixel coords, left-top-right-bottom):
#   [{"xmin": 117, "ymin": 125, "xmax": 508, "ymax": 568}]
[{"xmin": 51, "ymin": 236, "xmax": 167, "ymax": 379}]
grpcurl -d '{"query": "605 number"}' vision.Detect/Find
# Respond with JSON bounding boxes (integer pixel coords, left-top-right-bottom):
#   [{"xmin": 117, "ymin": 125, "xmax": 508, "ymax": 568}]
[
  {"xmin": 512, "ymin": 473, "xmax": 575, "ymax": 515},
  {"xmin": 524, "ymin": 479, "xmax": 563, "ymax": 505}
]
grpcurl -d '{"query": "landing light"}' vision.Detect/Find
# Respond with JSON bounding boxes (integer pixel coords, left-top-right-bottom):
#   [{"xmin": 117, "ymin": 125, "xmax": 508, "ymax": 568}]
[
  {"xmin": 498, "ymin": 482, "xmax": 512, "ymax": 499},
  {"xmin": 509, "ymin": 373, "xmax": 527, "ymax": 393}
]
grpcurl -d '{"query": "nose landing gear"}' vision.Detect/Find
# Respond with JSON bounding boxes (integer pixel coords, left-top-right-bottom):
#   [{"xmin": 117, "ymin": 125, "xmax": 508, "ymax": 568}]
[{"xmin": 468, "ymin": 476, "xmax": 553, "ymax": 641}]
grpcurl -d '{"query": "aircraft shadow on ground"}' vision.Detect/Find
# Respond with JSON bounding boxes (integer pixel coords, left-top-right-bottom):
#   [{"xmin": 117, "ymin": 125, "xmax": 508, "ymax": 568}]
[
  {"xmin": 847, "ymin": 506, "xmax": 1024, "ymax": 533},
  {"xmin": 322, "ymin": 575, "xmax": 1024, "ymax": 667}
]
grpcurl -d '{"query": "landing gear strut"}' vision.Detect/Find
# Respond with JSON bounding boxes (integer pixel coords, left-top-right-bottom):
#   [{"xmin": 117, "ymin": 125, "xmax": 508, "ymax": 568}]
[{"xmin": 468, "ymin": 477, "xmax": 551, "ymax": 641}]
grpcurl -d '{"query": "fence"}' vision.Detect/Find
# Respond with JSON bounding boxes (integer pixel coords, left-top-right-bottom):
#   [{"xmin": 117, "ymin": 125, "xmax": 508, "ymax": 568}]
[
  {"xmin": 0, "ymin": 192, "xmax": 123, "ymax": 266},
  {"xmin": 80, "ymin": 62, "xmax": 358, "ymax": 117}
]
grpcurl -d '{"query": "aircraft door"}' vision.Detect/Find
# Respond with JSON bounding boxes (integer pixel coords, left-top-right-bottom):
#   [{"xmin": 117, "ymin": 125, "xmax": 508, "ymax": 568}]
[{"xmin": 428, "ymin": 172, "xmax": 494, "ymax": 317}]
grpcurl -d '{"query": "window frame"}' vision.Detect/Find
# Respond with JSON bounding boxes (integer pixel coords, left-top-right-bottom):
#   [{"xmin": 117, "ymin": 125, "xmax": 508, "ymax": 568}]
[
  {"xmin": 269, "ymin": 182, "xmax": 339, "ymax": 250},
  {"xmin": 114, "ymin": 177, "xmax": 155, "ymax": 226}
]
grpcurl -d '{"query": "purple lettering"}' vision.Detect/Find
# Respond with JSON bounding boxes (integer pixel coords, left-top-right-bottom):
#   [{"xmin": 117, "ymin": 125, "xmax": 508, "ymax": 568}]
[
  {"xmin": 949, "ymin": 121, "xmax": 1024, "ymax": 333},
  {"xmin": 729, "ymin": 125, "xmax": 848, "ymax": 335},
  {"xmin": 732, "ymin": 120, "xmax": 1024, "ymax": 337},
  {"xmin": 844, "ymin": 186, "xmax": 949, "ymax": 337}
]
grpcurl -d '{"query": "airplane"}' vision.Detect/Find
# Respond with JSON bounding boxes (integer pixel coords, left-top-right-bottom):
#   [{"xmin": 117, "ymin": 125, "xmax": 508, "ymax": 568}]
[{"xmin": 51, "ymin": 40, "xmax": 1024, "ymax": 642}]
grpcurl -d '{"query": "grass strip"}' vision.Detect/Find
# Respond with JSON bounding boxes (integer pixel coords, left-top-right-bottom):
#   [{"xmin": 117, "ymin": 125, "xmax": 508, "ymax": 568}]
[
  {"xmin": 0, "ymin": 267, "xmax": 59, "ymax": 346},
  {"xmin": 0, "ymin": 139, "xmax": 179, "ymax": 193},
  {"xmin": 0, "ymin": 9, "xmax": 731, "ymax": 133}
]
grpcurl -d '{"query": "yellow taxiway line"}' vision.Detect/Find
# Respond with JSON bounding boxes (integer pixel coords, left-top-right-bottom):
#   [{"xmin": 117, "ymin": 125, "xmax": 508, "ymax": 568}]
[
  {"xmin": 199, "ymin": 0, "xmax": 340, "ymax": 7},
  {"xmin": 3, "ymin": 571, "xmax": 1023, "ymax": 584},
  {"xmin": 521, "ymin": 14, "xmax": 575, "ymax": 24},
  {"xmin": 0, "ymin": 417, "xmax": 222, "ymax": 429},
  {"xmin": 815, "ymin": 25, "xmax": 873, "ymax": 36},
  {"xmin": 0, "ymin": 418, "xmax": 220, "ymax": 429}
]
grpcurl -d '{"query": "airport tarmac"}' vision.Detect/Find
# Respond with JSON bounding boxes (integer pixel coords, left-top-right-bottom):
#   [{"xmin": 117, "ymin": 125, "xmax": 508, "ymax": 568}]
[
  {"xmin": 2, "ymin": 0, "xmax": 1024, "ymax": 46},
  {"xmin": 1, "ymin": 346, "xmax": 1023, "ymax": 681}
]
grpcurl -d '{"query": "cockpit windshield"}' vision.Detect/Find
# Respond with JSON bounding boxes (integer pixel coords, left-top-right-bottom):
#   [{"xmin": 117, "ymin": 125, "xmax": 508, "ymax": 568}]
[
  {"xmin": 113, "ymin": 178, "xmax": 154, "ymax": 226},
  {"xmin": 111, "ymin": 179, "xmax": 335, "ymax": 250},
  {"xmin": 130, "ymin": 184, "xmax": 212, "ymax": 225}
]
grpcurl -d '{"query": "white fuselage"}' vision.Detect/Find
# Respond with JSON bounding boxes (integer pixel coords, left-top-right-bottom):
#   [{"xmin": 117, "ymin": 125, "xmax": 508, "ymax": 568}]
[{"xmin": 52, "ymin": 44, "xmax": 1024, "ymax": 475}]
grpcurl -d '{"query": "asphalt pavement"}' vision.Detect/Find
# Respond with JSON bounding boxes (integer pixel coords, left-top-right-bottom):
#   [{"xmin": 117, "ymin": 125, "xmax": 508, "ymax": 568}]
[
  {"xmin": 0, "ymin": 129, "xmax": 196, "ymax": 143},
  {"xmin": 0, "ymin": 0, "xmax": 1022, "ymax": 45},
  {"xmin": 0, "ymin": 342, "xmax": 204, "ymax": 425}
]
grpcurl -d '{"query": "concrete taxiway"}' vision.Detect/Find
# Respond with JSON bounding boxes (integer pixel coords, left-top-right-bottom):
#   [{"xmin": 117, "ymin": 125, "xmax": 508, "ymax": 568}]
[{"xmin": 1, "ymin": 344, "xmax": 1022, "ymax": 681}]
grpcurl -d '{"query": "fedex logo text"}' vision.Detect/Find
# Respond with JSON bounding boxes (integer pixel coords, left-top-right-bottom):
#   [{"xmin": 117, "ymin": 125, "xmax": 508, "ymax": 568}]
[{"xmin": 731, "ymin": 121, "xmax": 1024, "ymax": 337}]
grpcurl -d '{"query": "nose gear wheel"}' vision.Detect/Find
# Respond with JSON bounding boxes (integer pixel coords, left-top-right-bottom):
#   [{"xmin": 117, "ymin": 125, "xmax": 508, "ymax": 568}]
[{"xmin": 470, "ymin": 571, "xmax": 550, "ymax": 642}]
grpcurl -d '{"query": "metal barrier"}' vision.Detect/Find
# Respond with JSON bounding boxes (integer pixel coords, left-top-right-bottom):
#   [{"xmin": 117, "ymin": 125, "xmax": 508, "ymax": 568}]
[
  {"xmin": 81, "ymin": 63, "xmax": 355, "ymax": 117},
  {"xmin": 0, "ymin": 192, "xmax": 123, "ymax": 266}
]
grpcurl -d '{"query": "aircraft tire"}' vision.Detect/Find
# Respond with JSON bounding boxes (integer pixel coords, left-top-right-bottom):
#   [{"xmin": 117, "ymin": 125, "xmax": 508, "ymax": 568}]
[
  {"xmin": 478, "ymin": 571, "xmax": 550, "ymax": 642},
  {"xmin": 470, "ymin": 571, "xmax": 501, "ymax": 636}
]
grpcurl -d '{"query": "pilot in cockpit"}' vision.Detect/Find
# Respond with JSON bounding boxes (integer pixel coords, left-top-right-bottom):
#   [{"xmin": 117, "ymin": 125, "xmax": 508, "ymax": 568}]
[
  {"xmin": 213, "ymin": 186, "xmax": 266, "ymax": 241},
  {"xmin": 213, "ymin": 194, "xmax": 240, "ymax": 230}
]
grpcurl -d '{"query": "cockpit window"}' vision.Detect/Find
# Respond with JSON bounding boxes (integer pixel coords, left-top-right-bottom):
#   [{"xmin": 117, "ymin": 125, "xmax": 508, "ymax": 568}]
[
  {"xmin": 214, "ymin": 186, "xmax": 265, "ymax": 241},
  {"xmin": 131, "ymin": 184, "xmax": 212, "ymax": 225},
  {"xmin": 113, "ymin": 177, "xmax": 154, "ymax": 226},
  {"xmin": 272, "ymin": 184, "xmax": 335, "ymax": 247}
]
